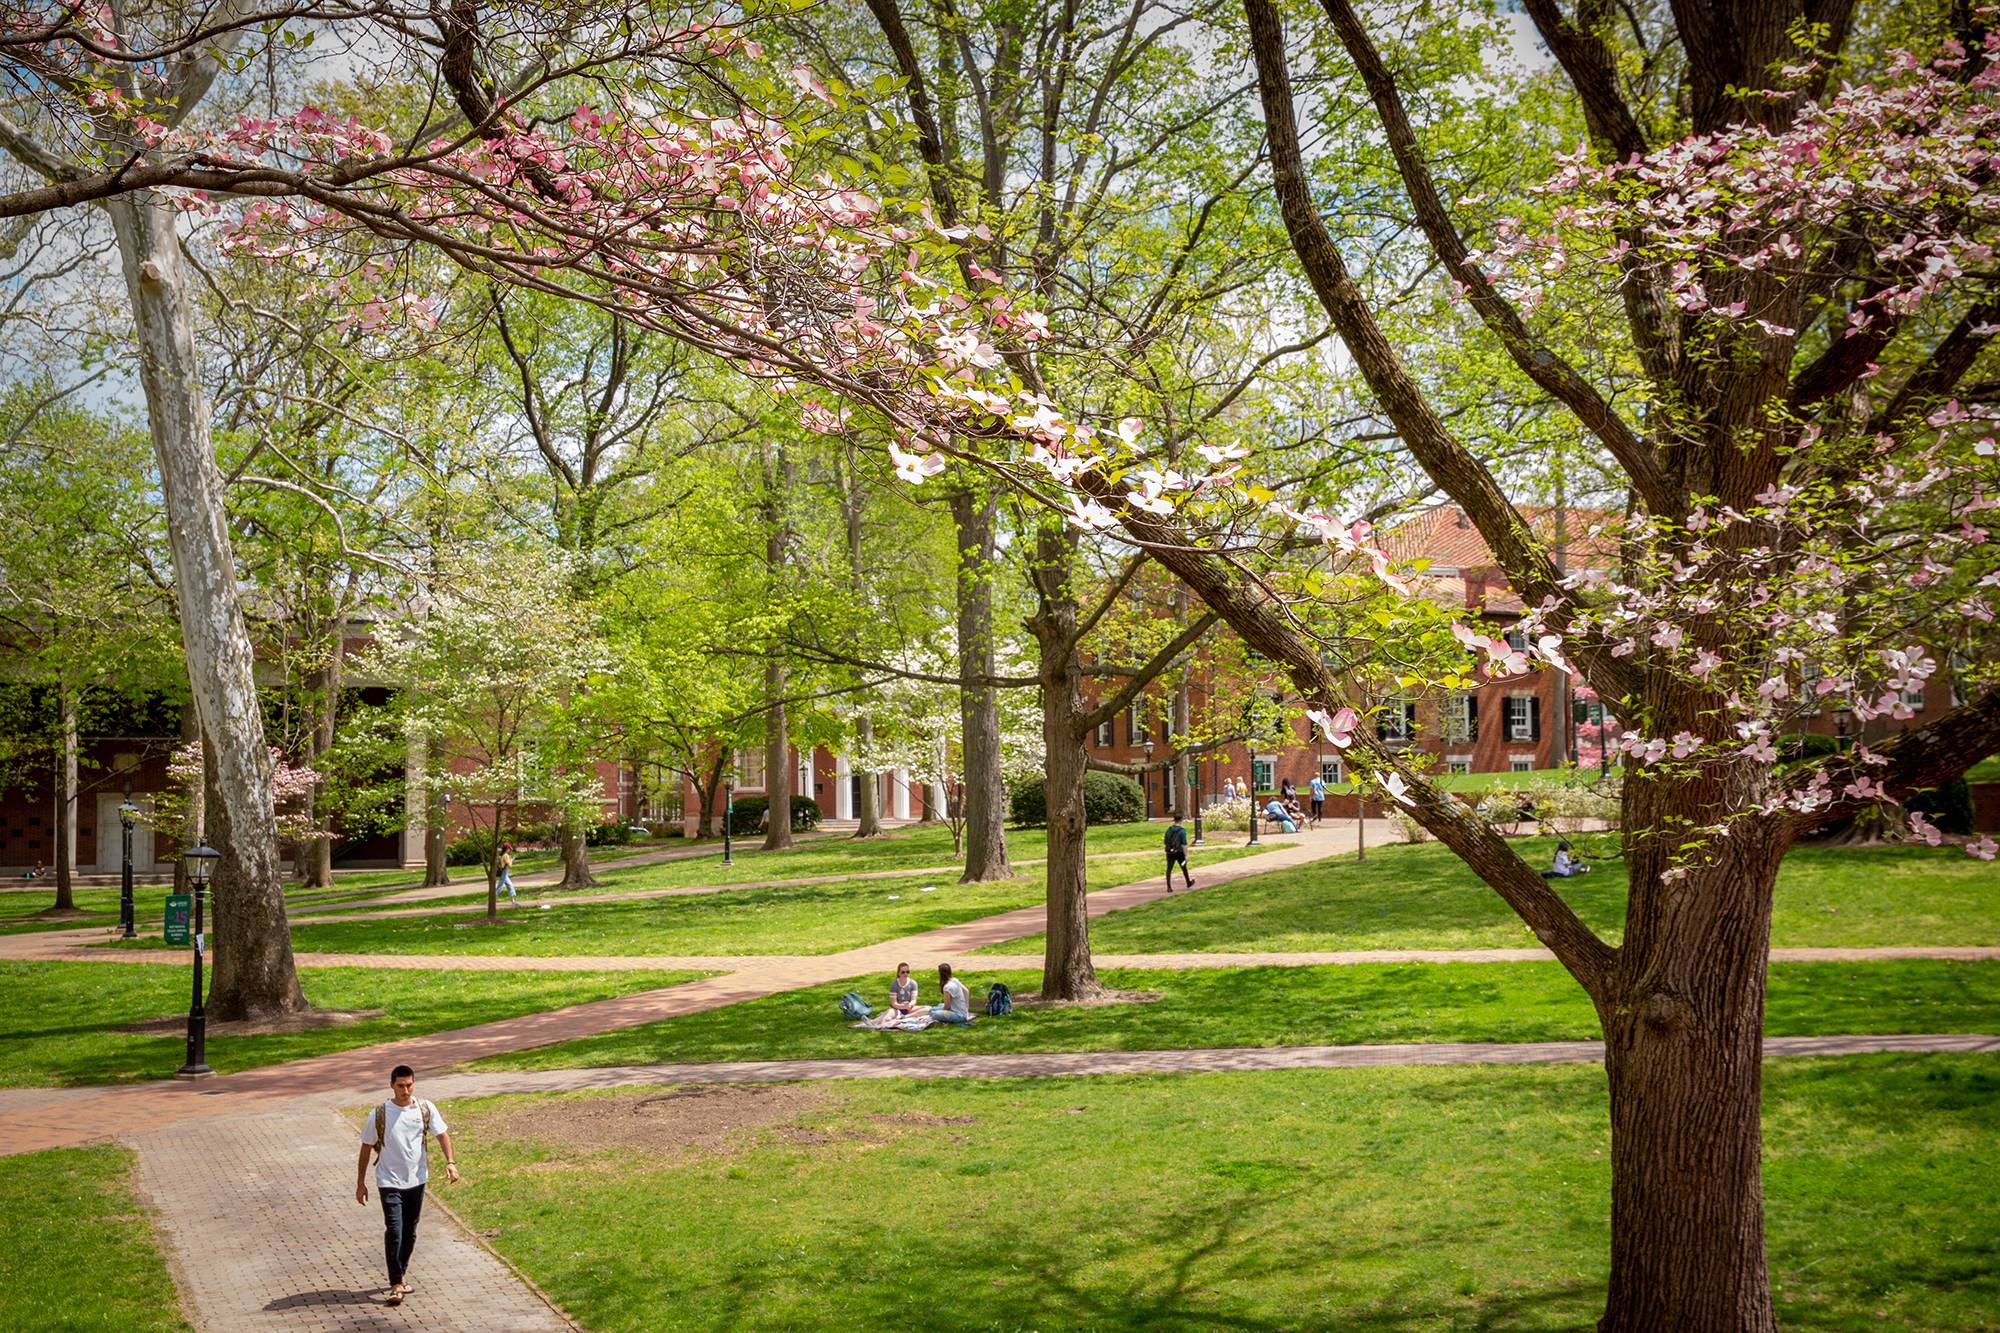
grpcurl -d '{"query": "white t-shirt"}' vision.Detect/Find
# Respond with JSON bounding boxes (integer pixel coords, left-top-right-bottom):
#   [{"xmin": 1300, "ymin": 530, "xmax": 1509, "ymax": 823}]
[
  {"xmin": 360, "ymin": 1099, "xmax": 449, "ymax": 1189},
  {"xmin": 939, "ymin": 977, "xmax": 970, "ymax": 1018}
]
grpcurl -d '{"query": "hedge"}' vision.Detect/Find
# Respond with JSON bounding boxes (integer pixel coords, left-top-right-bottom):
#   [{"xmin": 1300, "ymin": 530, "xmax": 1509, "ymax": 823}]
[
  {"xmin": 1007, "ymin": 771, "xmax": 1145, "ymax": 827},
  {"xmin": 728, "ymin": 794, "xmax": 822, "ymax": 836}
]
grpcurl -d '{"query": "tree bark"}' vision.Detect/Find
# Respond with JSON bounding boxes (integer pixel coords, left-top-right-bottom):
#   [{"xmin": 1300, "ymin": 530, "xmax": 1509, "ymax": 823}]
[
  {"xmin": 50, "ymin": 679, "xmax": 76, "ymax": 911},
  {"xmin": 698, "ymin": 750, "xmax": 725, "ymax": 839},
  {"xmin": 763, "ymin": 665, "xmax": 793, "ymax": 850},
  {"xmin": 108, "ymin": 191, "xmax": 303, "ymax": 1020},
  {"xmin": 1029, "ymin": 524, "xmax": 1100, "ymax": 1001},
  {"xmin": 762, "ymin": 442, "xmax": 793, "ymax": 851},
  {"xmin": 559, "ymin": 810, "xmax": 597, "ymax": 889},
  {"xmin": 422, "ymin": 733, "xmax": 450, "ymax": 887},
  {"xmin": 853, "ymin": 715, "xmax": 884, "ymax": 838},
  {"xmin": 951, "ymin": 488, "xmax": 1012, "ymax": 881},
  {"xmin": 1596, "ymin": 805, "xmax": 1786, "ymax": 1333}
]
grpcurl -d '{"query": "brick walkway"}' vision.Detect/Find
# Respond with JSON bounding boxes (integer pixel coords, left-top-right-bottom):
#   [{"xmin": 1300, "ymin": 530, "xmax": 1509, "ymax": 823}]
[{"xmin": 130, "ymin": 1103, "xmax": 570, "ymax": 1331}]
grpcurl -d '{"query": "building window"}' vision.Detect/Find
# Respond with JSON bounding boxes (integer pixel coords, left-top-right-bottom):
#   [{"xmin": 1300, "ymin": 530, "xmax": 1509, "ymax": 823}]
[
  {"xmin": 1127, "ymin": 701, "xmax": 1144, "ymax": 746},
  {"xmin": 1902, "ymin": 686, "xmax": 1926, "ymax": 709},
  {"xmin": 1095, "ymin": 719, "xmax": 1113, "ymax": 748},
  {"xmin": 1252, "ymin": 755, "xmax": 1275, "ymax": 793},
  {"xmin": 1376, "ymin": 695, "xmax": 1415, "ymax": 746},
  {"xmin": 1447, "ymin": 755, "xmax": 1473, "ymax": 776},
  {"xmin": 1510, "ymin": 755, "xmax": 1535, "ymax": 773},
  {"xmin": 736, "ymin": 749, "xmax": 765, "ymax": 789},
  {"xmin": 1318, "ymin": 756, "xmax": 1344, "ymax": 785},
  {"xmin": 1444, "ymin": 691, "xmax": 1478, "ymax": 744},
  {"xmin": 1505, "ymin": 694, "xmax": 1540, "ymax": 742},
  {"xmin": 1504, "ymin": 624, "xmax": 1528, "ymax": 653}
]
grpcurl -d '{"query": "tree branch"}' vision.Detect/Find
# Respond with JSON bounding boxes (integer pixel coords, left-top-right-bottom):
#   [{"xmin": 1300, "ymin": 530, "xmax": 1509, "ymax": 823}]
[
  {"xmin": 1077, "ymin": 609, "xmax": 1220, "ymax": 735},
  {"xmin": 1314, "ymin": 0, "xmax": 1669, "ymax": 513}
]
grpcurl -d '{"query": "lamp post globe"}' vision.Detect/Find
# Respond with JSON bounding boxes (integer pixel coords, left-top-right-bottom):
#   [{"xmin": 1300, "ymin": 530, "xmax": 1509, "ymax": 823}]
[
  {"xmin": 176, "ymin": 843, "xmax": 220, "ymax": 1079},
  {"xmin": 117, "ymin": 802, "xmax": 137, "ymax": 939}
]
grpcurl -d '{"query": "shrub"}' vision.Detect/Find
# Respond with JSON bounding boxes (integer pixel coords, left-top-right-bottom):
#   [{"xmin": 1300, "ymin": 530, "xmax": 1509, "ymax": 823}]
[
  {"xmin": 585, "ymin": 818, "xmax": 635, "ymax": 847},
  {"xmin": 728, "ymin": 795, "xmax": 821, "ymax": 836},
  {"xmin": 1779, "ymin": 732, "xmax": 1842, "ymax": 764},
  {"xmin": 1007, "ymin": 772, "xmax": 1145, "ymax": 827},
  {"xmin": 445, "ymin": 831, "xmax": 493, "ymax": 866},
  {"xmin": 1909, "ymin": 778, "xmax": 1974, "ymax": 835}
]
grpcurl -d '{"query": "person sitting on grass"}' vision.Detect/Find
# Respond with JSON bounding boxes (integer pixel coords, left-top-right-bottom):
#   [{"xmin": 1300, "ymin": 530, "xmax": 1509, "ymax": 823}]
[
  {"xmin": 1542, "ymin": 840, "xmax": 1590, "ymax": 879},
  {"xmin": 889, "ymin": 962, "xmax": 920, "ymax": 1015},
  {"xmin": 1263, "ymin": 797, "xmax": 1299, "ymax": 834},
  {"xmin": 930, "ymin": 963, "xmax": 972, "ymax": 1025}
]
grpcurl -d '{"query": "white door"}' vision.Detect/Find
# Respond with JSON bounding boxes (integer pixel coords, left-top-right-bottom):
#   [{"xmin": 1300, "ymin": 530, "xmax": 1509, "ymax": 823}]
[{"xmin": 95, "ymin": 794, "xmax": 155, "ymax": 871}]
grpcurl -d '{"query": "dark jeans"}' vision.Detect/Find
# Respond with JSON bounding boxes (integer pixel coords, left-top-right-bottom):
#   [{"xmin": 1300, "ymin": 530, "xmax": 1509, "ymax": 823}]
[
  {"xmin": 1166, "ymin": 850, "xmax": 1191, "ymax": 885},
  {"xmin": 380, "ymin": 1184, "xmax": 425, "ymax": 1285}
]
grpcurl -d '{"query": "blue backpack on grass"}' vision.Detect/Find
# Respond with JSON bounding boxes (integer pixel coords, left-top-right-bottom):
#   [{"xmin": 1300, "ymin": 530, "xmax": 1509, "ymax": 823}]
[
  {"xmin": 839, "ymin": 991, "xmax": 872, "ymax": 1020},
  {"xmin": 986, "ymin": 983, "xmax": 1012, "ymax": 1017}
]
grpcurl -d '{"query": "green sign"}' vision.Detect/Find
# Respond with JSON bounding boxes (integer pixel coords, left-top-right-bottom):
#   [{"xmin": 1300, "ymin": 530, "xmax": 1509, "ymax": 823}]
[{"xmin": 164, "ymin": 894, "xmax": 190, "ymax": 946}]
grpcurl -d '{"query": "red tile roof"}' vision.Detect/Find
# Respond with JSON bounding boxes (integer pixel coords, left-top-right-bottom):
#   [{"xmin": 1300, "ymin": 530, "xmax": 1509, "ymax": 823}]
[{"xmin": 1378, "ymin": 505, "xmax": 1621, "ymax": 574}]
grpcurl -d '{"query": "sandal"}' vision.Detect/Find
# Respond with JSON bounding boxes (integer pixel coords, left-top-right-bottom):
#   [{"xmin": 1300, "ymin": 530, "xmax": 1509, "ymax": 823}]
[{"xmin": 385, "ymin": 1291, "xmax": 403, "ymax": 1306}]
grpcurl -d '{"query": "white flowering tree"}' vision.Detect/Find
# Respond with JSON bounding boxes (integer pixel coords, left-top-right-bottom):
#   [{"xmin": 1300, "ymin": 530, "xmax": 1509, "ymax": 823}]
[{"xmin": 362, "ymin": 548, "xmax": 612, "ymax": 921}]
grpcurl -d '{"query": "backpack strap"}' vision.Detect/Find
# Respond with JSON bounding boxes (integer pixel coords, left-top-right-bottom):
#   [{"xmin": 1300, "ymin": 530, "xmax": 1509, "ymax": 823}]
[{"xmin": 369, "ymin": 1101, "xmax": 434, "ymax": 1160}]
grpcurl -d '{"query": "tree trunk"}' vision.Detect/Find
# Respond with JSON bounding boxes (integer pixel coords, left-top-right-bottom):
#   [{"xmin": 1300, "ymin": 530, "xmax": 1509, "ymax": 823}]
[
  {"xmin": 1597, "ymin": 817, "xmax": 1784, "ymax": 1333},
  {"xmin": 203, "ymin": 727, "xmax": 306, "ymax": 1020},
  {"xmin": 763, "ymin": 667, "xmax": 793, "ymax": 851},
  {"xmin": 1029, "ymin": 525, "xmax": 1100, "ymax": 1001},
  {"xmin": 698, "ymin": 750, "xmax": 725, "ymax": 839},
  {"xmin": 853, "ymin": 716, "xmax": 883, "ymax": 838},
  {"xmin": 50, "ymin": 679, "xmax": 77, "ymax": 911},
  {"xmin": 951, "ymin": 488, "xmax": 1012, "ymax": 882},
  {"xmin": 303, "ymin": 631, "xmax": 343, "ymax": 889},
  {"xmin": 559, "ymin": 810, "xmax": 597, "ymax": 889},
  {"xmin": 109, "ymin": 192, "xmax": 303, "ymax": 1020}
]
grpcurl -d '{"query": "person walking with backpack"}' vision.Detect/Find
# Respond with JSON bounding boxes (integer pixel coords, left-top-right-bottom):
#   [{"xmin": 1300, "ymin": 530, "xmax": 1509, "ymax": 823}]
[
  {"xmin": 495, "ymin": 843, "xmax": 517, "ymax": 906},
  {"xmin": 1163, "ymin": 812, "xmax": 1193, "ymax": 892},
  {"xmin": 356, "ymin": 1064, "xmax": 459, "ymax": 1306}
]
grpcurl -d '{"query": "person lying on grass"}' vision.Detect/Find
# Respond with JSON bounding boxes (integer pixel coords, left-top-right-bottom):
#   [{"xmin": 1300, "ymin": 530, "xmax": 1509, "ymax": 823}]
[
  {"xmin": 889, "ymin": 962, "xmax": 920, "ymax": 1015},
  {"xmin": 930, "ymin": 963, "xmax": 973, "ymax": 1025}
]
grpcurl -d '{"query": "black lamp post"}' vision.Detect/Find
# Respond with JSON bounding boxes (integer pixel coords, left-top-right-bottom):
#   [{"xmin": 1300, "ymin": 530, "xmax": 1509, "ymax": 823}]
[
  {"xmin": 118, "ymin": 801, "xmax": 137, "ymax": 939},
  {"xmin": 176, "ymin": 843, "xmax": 219, "ymax": 1079},
  {"xmin": 1247, "ymin": 779, "xmax": 1260, "ymax": 845},
  {"xmin": 722, "ymin": 778, "xmax": 735, "ymax": 865},
  {"xmin": 1143, "ymin": 737, "xmax": 1155, "ymax": 819}
]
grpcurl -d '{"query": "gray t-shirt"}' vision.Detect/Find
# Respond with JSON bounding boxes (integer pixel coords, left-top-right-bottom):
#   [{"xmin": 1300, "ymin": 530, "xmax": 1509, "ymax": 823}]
[
  {"xmin": 891, "ymin": 976, "xmax": 918, "ymax": 1005},
  {"xmin": 939, "ymin": 977, "xmax": 970, "ymax": 1018}
]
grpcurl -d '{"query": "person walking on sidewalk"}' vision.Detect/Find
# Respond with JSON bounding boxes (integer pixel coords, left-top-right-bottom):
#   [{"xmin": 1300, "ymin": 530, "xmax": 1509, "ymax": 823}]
[
  {"xmin": 356, "ymin": 1064, "xmax": 460, "ymax": 1306},
  {"xmin": 496, "ymin": 842, "xmax": 517, "ymax": 905},
  {"xmin": 1163, "ymin": 812, "xmax": 1194, "ymax": 892}
]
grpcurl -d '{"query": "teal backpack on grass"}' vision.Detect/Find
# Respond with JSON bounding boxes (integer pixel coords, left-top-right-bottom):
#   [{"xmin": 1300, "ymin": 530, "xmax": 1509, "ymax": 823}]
[
  {"xmin": 839, "ymin": 991, "xmax": 872, "ymax": 1020},
  {"xmin": 986, "ymin": 983, "xmax": 1012, "ymax": 1017}
]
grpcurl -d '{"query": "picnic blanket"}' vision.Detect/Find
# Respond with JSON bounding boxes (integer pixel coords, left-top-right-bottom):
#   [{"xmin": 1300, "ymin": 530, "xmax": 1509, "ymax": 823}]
[{"xmin": 853, "ymin": 1009, "xmax": 939, "ymax": 1032}]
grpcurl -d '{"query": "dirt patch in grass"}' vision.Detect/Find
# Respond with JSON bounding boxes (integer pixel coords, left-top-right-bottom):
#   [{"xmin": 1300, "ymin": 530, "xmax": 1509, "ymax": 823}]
[
  {"xmin": 494, "ymin": 1084, "xmax": 825, "ymax": 1160},
  {"xmin": 490, "ymin": 1085, "xmax": 981, "ymax": 1163},
  {"xmin": 116, "ymin": 1008, "xmax": 382, "ymax": 1036},
  {"xmin": 1014, "ymin": 988, "xmax": 1162, "ymax": 1009}
]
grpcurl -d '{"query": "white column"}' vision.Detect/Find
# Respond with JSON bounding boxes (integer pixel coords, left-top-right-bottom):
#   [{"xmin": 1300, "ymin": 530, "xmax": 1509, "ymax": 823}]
[
  {"xmin": 402, "ymin": 729, "xmax": 427, "ymax": 867},
  {"xmin": 892, "ymin": 767, "xmax": 911, "ymax": 820},
  {"xmin": 929, "ymin": 780, "xmax": 947, "ymax": 818},
  {"xmin": 834, "ymin": 755, "xmax": 853, "ymax": 819}
]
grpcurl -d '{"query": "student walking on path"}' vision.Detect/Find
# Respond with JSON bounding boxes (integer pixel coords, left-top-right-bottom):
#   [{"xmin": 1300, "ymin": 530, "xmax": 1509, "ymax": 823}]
[
  {"xmin": 1164, "ymin": 812, "xmax": 1194, "ymax": 892},
  {"xmin": 357, "ymin": 1064, "xmax": 460, "ymax": 1306},
  {"xmin": 496, "ymin": 843, "xmax": 517, "ymax": 905}
]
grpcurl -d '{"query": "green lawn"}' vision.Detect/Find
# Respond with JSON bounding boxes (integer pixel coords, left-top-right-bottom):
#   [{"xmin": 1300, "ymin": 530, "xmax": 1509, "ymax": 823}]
[
  {"xmin": 315, "ymin": 820, "xmax": 1236, "ymax": 913},
  {"xmin": 0, "ymin": 1145, "xmax": 188, "ymax": 1331},
  {"xmin": 984, "ymin": 839, "xmax": 2000, "ymax": 955},
  {"xmin": 468, "ymin": 959, "xmax": 2000, "ymax": 1072},
  {"xmin": 440, "ymin": 1054, "xmax": 1999, "ymax": 1331},
  {"xmin": 0, "ymin": 963, "xmax": 706, "ymax": 1087},
  {"xmin": 0, "ymin": 886, "xmax": 124, "ymax": 934},
  {"xmin": 210, "ymin": 845, "xmax": 1265, "ymax": 959}
]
